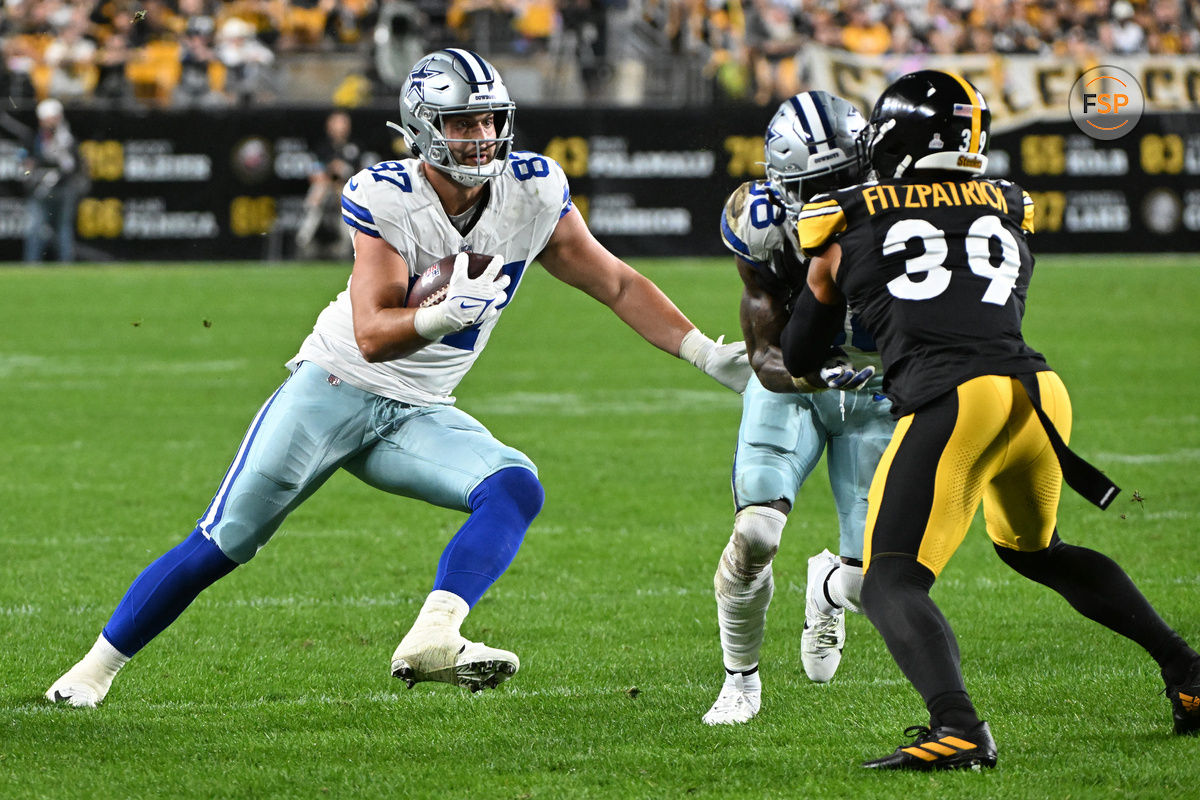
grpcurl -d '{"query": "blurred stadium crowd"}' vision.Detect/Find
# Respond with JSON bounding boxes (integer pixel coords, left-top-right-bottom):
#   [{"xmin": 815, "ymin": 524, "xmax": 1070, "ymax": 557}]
[{"xmin": 2, "ymin": 0, "xmax": 1199, "ymax": 109}]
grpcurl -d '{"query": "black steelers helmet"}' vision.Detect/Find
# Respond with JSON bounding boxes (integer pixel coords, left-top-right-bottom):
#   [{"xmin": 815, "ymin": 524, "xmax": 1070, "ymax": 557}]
[{"xmin": 864, "ymin": 70, "xmax": 990, "ymax": 179}]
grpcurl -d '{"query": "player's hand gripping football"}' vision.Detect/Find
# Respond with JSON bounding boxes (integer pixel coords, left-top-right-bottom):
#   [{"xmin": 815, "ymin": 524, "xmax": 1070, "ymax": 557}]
[
  {"xmin": 413, "ymin": 253, "xmax": 510, "ymax": 340},
  {"xmin": 791, "ymin": 348, "xmax": 875, "ymax": 393},
  {"xmin": 679, "ymin": 329, "xmax": 753, "ymax": 393}
]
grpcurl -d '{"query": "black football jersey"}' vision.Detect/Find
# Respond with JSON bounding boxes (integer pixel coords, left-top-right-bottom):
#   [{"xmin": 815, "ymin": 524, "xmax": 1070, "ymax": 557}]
[
  {"xmin": 722, "ymin": 181, "xmax": 879, "ymax": 354},
  {"xmin": 797, "ymin": 176, "xmax": 1047, "ymax": 415}
]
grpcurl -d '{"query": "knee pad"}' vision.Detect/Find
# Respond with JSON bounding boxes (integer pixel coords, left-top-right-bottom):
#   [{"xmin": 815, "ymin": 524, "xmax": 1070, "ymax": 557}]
[
  {"xmin": 470, "ymin": 466, "xmax": 544, "ymax": 524},
  {"xmin": 714, "ymin": 506, "xmax": 785, "ymax": 615},
  {"xmin": 731, "ymin": 505, "xmax": 786, "ymax": 571},
  {"xmin": 734, "ymin": 464, "xmax": 795, "ymax": 510},
  {"xmin": 715, "ymin": 505, "xmax": 786, "ymax": 588}
]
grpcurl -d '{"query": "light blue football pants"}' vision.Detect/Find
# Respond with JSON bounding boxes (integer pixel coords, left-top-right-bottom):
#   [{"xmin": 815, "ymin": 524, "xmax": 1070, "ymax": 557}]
[
  {"xmin": 732, "ymin": 373, "xmax": 895, "ymax": 560},
  {"xmin": 197, "ymin": 361, "xmax": 536, "ymax": 563}
]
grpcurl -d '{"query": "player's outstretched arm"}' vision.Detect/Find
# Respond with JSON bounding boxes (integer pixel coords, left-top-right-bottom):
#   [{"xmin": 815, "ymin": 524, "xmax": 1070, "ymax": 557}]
[{"xmin": 538, "ymin": 207, "xmax": 751, "ymax": 392}]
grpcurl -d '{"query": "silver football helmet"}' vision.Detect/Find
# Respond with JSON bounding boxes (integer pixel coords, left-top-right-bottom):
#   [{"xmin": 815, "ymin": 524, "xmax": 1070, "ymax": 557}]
[
  {"xmin": 389, "ymin": 48, "xmax": 515, "ymax": 187},
  {"xmin": 764, "ymin": 91, "xmax": 868, "ymax": 217}
]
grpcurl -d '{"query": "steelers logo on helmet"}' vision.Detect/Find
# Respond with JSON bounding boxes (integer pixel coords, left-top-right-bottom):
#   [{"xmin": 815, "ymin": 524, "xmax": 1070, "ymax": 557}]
[
  {"xmin": 864, "ymin": 70, "xmax": 990, "ymax": 179},
  {"xmin": 389, "ymin": 48, "xmax": 516, "ymax": 188},
  {"xmin": 763, "ymin": 91, "xmax": 869, "ymax": 218}
]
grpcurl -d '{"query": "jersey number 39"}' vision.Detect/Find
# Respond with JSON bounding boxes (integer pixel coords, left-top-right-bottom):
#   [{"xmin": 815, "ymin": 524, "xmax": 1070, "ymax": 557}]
[{"xmin": 883, "ymin": 216, "xmax": 1020, "ymax": 306}]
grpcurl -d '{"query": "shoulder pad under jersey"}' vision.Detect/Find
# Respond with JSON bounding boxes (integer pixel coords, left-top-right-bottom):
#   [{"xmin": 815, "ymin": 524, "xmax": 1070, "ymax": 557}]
[
  {"xmin": 720, "ymin": 181, "xmax": 787, "ymax": 267},
  {"xmin": 504, "ymin": 150, "xmax": 573, "ymax": 220},
  {"xmin": 796, "ymin": 188, "xmax": 850, "ymax": 256}
]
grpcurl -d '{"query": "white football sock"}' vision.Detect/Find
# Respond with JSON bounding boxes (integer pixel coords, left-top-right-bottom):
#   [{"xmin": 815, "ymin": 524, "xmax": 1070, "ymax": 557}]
[
  {"xmin": 828, "ymin": 561, "xmax": 864, "ymax": 614},
  {"xmin": 724, "ymin": 669, "xmax": 761, "ymax": 693},
  {"xmin": 48, "ymin": 634, "xmax": 129, "ymax": 706},
  {"xmin": 713, "ymin": 506, "xmax": 786, "ymax": 672},
  {"xmin": 81, "ymin": 634, "xmax": 129, "ymax": 681},
  {"xmin": 809, "ymin": 557, "xmax": 839, "ymax": 616},
  {"xmin": 716, "ymin": 566, "xmax": 773, "ymax": 672},
  {"xmin": 403, "ymin": 590, "xmax": 468, "ymax": 639}
]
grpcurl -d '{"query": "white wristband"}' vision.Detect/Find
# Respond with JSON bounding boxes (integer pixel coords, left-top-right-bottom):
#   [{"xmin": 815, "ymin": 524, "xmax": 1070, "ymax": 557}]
[
  {"xmin": 413, "ymin": 305, "xmax": 452, "ymax": 340},
  {"xmin": 678, "ymin": 328, "xmax": 714, "ymax": 368}
]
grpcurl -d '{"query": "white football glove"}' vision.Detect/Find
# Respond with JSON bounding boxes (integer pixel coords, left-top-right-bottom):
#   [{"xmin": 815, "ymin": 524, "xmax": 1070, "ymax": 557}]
[
  {"xmin": 679, "ymin": 329, "xmax": 752, "ymax": 393},
  {"xmin": 792, "ymin": 349, "xmax": 876, "ymax": 393},
  {"xmin": 413, "ymin": 253, "xmax": 510, "ymax": 340}
]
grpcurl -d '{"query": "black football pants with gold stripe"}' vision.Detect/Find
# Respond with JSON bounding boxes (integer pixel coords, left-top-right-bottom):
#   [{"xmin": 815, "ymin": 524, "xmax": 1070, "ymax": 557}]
[{"xmin": 860, "ymin": 372, "xmax": 1196, "ymax": 728}]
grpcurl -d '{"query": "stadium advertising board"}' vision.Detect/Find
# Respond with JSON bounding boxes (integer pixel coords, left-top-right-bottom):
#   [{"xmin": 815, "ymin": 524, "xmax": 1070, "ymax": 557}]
[{"xmin": 1, "ymin": 102, "xmax": 1197, "ymax": 261}]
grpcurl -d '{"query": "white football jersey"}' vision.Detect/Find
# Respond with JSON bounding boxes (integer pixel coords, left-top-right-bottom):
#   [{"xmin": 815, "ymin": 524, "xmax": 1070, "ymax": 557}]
[
  {"xmin": 289, "ymin": 152, "xmax": 572, "ymax": 405},
  {"xmin": 720, "ymin": 180, "xmax": 881, "ymax": 368},
  {"xmin": 720, "ymin": 180, "xmax": 799, "ymax": 271}
]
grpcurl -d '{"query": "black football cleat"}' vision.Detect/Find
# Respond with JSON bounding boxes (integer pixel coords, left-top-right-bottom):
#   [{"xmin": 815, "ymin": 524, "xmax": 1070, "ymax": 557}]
[
  {"xmin": 1164, "ymin": 662, "xmax": 1200, "ymax": 735},
  {"xmin": 863, "ymin": 721, "xmax": 998, "ymax": 771}
]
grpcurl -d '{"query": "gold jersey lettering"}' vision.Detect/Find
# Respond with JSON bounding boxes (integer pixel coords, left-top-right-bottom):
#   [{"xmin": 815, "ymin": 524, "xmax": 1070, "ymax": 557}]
[
  {"xmin": 960, "ymin": 181, "xmax": 982, "ymax": 206},
  {"xmin": 930, "ymin": 183, "xmax": 953, "ymax": 207},
  {"xmin": 862, "ymin": 186, "xmax": 883, "ymax": 215},
  {"xmin": 984, "ymin": 183, "xmax": 1008, "ymax": 214}
]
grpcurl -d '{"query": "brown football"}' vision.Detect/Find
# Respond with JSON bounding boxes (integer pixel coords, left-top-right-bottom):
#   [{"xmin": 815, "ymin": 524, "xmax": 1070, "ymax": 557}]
[{"xmin": 405, "ymin": 252, "xmax": 497, "ymax": 308}]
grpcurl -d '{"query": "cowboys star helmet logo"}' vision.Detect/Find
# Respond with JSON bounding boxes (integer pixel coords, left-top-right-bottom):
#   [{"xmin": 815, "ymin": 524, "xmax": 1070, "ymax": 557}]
[{"xmin": 405, "ymin": 62, "xmax": 444, "ymax": 104}]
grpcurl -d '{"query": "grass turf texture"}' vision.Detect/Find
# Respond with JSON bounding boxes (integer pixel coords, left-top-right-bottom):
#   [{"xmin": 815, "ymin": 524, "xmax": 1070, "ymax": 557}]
[{"xmin": 2, "ymin": 255, "xmax": 1198, "ymax": 799}]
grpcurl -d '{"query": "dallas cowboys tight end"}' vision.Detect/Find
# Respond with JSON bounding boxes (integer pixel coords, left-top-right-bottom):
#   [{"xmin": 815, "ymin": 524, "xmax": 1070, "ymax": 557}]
[{"xmin": 47, "ymin": 48, "xmax": 751, "ymax": 706}]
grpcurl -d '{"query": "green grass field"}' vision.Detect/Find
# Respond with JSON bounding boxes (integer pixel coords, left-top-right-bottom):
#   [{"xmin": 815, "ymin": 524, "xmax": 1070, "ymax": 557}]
[{"xmin": 2, "ymin": 255, "xmax": 1198, "ymax": 799}]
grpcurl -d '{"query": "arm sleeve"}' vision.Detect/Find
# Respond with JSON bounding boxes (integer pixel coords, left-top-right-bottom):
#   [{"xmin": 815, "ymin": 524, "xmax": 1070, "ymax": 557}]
[{"xmin": 780, "ymin": 286, "xmax": 846, "ymax": 377}]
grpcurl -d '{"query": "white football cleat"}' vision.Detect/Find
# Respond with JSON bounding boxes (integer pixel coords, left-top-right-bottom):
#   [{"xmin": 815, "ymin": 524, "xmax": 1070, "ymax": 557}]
[
  {"xmin": 45, "ymin": 668, "xmax": 111, "ymax": 708},
  {"xmin": 802, "ymin": 549, "xmax": 846, "ymax": 683},
  {"xmin": 702, "ymin": 671, "xmax": 762, "ymax": 725},
  {"xmin": 391, "ymin": 631, "xmax": 519, "ymax": 693}
]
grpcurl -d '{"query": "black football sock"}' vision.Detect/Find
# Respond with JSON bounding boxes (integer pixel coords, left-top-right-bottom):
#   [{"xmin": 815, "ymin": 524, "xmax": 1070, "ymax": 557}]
[
  {"xmin": 928, "ymin": 691, "xmax": 980, "ymax": 731},
  {"xmin": 862, "ymin": 555, "xmax": 979, "ymax": 726},
  {"xmin": 994, "ymin": 535, "xmax": 1199, "ymax": 679}
]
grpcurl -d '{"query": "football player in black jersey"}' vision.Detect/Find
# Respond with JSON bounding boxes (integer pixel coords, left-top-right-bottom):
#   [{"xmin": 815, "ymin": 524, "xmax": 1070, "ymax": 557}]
[{"xmin": 780, "ymin": 70, "xmax": 1200, "ymax": 770}]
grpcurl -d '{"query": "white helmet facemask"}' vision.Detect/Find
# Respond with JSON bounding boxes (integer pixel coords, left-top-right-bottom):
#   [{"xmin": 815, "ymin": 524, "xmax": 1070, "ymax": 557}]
[{"xmin": 389, "ymin": 48, "xmax": 516, "ymax": 188}]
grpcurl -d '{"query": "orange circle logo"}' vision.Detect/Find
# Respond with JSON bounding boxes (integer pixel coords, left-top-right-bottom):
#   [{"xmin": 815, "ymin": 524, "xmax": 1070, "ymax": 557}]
[{"xmin": 1069, "ymin": 66, "xmax": 1144, "ymax": 141}]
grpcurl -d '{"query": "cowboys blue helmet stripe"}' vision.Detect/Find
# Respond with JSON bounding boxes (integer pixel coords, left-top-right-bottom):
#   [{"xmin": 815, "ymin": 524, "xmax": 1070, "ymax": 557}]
[
  {"xmin": 803, "ymin": 92, "xmax": 835, "ymax": 149},
  {"xmin": 445, "ymin": 47, "xmax": 494, "ymax": 89},
  {"xmin": 787, "ymin": 96, "xmax": 811, "ymax": 136},
  {"xmin": 790, "ymin": 94, "xmax": 830, "ymax": 149}
]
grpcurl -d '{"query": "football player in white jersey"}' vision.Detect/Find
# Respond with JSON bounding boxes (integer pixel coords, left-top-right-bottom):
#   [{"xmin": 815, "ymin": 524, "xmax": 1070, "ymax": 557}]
[
  {"xmin": 702, "ymin": 92, "xmax": 895, "ymax": 725},
  {"xmin": 46, "ymin": 48, "xmax": 750, "ymax": 707}
]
